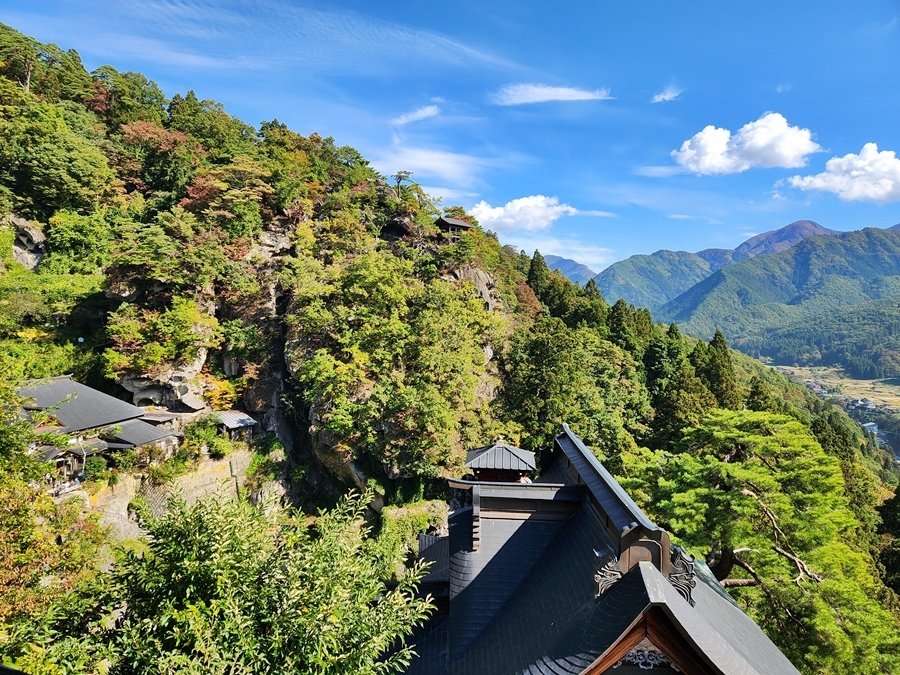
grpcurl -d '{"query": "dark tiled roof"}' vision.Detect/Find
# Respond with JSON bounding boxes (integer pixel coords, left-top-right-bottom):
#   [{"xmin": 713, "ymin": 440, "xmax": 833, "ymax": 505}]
[
  {"xmin": 20, "ymin": 376, "xmax": 143, "ymax": 433},
  {"xmin": 555, "ymin": 424, "xmax": 661, "ymax": 536},
  {"xmin": 448, "ymin": 513, "xmax": 566, "ymax": 659},
  {"xmin": 404, "ymin": 424, "xmax": 801, "ymax": 675},
  {"xmin": 435, "ymin": 216, "xmax": 475, "ymax": 230},
  {"xmin": 418, "ymin": 534, "xmax": 450, "ymax": 585},
  {"xmin": 109, "ymin": 419, "xmax": 176, "ymax": 447},
  {"xmin": 465, "ymin": 441, "xmax": 536, "ymax": 471}
]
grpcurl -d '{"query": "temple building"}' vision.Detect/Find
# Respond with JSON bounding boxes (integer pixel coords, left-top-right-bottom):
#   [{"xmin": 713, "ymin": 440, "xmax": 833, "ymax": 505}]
[
  {"xmin": 434, "ymin": 215, "xmax": 474, "ymax": 242},
  {"xmin": 19, "ymin": 376, "xmax": 178, "ymax": 492},
  {"xmin": 464, "ymin": 440, "xmax": 536, "ymax": 483},
  {"xmin": 405, "ymin": 424, "xmax": 800, "ymax": 674}
]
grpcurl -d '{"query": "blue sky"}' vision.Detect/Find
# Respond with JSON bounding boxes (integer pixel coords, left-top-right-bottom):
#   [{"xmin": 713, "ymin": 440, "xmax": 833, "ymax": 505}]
[{"xmin": 4, "ymin": 1, "xmax": 900, "ymax": 269}]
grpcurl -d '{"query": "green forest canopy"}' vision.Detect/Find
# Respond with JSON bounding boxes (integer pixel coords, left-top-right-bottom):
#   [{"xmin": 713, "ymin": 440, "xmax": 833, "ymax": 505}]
[{"xmin": 0, "ymin": 22, "xmax": 899, "ymax": 674}]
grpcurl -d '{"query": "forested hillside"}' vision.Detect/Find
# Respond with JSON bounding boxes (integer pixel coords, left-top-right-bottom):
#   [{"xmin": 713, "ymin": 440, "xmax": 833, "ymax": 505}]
[
  {"xmin": 1, "ymin": 23, "xmax": 899, "ymax": 674},
  {"xmin": 595, "ymin": 220, "xmax": 836, "ymax": 313},
  {"xmin": 659, "ymin": 227, "xmax": 900, "ymax": 377}
]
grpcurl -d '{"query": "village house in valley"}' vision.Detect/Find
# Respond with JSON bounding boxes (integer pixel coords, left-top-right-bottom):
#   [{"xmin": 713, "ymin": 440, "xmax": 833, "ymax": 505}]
[{"xmin": 405, "ymin": 425, "xmax": 800, "ymax": 674}]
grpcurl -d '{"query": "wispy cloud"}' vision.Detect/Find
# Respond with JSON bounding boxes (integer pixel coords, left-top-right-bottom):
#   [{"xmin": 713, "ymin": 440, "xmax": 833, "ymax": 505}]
[
  {"xmin": 859, "ymin": 16, "xmax": 898, "ymax": 38},
  {"xmin": 633, "ymin": 165, "xmax": 688, "ymax": 178},
  {"xmin": 24, "ymin": 0, "xmax": 521, "ymax": 75},
  {"xmin": 490, "ymin": 83, "xmax": 612, "ymax": 105},
  {"xmin": 775, "ymin": 83, "xmax": 792, "ymax": 94},
  {"xmin": 651, "ymin": 84, "xmax": 682, "ymax": 103},
  {"xmin": 667, "ymin": 214, "xmax": 692, "ymax": 220},
  {"xmin": 373, "ymin": 143, "xmax": 507, "ymax": 188},
  {"xmin": 422, "ymin": 186, "xmax": 481, "ymax": 203},
  {"xmin": 391, "ymin": 105, "xmax": 440, "ymax": 127},
  {"xmin": 499, "ymin": 233, "xmax": 614, "ymax": 269},
  {"xmin": 471, "ymin": 195, "xmax": 614, "ymax": 232}
]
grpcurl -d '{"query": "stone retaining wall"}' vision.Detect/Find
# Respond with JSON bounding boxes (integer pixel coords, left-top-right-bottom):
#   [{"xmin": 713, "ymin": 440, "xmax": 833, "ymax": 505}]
[{"xmin": 78, "ymin": 449, "xmax": 254, "ymax": 539}]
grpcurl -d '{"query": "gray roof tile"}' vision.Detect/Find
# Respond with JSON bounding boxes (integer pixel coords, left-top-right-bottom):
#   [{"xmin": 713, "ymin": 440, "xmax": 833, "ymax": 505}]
[
  {"xmin": 20, "ymin": 376, "xmax": 143, "ymax": 433},
  {"xmin": 110, "ymin": 419, "xmax": 176, "ymax": 447},
  {"xmin": 466, "ymin": 441, "xmax": 536, "ymax": 471},
  {"xmin": 404, "ymin": 425, "xmax": 802, "ymax": 675}
]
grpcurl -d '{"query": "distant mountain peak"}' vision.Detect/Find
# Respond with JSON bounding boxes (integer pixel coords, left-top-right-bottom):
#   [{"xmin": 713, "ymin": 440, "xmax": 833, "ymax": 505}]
[
  {"xmin": 733, "ymin": 220, "xmax": 837, "ymax": 260},
  {"xmin": 594, "ymin": 218, "xmax": 843, "ymax": 312},
  {"xmin": 544, "ymin": 255, "xmax": 597, "ymax": 285}
]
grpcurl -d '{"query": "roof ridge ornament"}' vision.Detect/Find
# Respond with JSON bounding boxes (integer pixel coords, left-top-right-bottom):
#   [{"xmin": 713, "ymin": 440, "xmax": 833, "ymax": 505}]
[
  {"xmin": 594, "ymin": 552, "xmax": 622, "ymax": 597},
  {"xmin": 668, "ymin": 547, "xmax": 697, "ymax": 606}
]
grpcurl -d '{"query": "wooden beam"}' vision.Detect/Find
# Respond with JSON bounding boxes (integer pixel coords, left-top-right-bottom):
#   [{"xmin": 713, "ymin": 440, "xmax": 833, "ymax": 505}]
[{"xmin": 580, "ymin": 617, "xmax": 647, "ymax": 674}]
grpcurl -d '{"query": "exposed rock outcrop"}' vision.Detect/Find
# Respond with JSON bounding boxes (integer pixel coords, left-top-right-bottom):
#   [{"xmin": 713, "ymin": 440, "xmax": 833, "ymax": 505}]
[
  {"xmin": 6, "ymin": 214, "xmax": 46, "ymax": 270},
  {"xmin": 118, "ymin": 349, "xmax": 208, "ymax": 410},
  {"xmin": 442, "ymin": 265, "xmax": 503, "ymax": 312}
]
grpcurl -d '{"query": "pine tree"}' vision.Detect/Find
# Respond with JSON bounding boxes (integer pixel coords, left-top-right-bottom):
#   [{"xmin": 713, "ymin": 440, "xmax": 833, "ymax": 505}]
[
  {"xmin": 746, "ymin": 375, "xmax": 778, "ymax": 412},
  {"xmin": 692, "ymin": 329, "xmax": 741, "ymax": 409},
  {"xmin": 526, "ymin": 250, "xmax": 550, "ymax": 299}
]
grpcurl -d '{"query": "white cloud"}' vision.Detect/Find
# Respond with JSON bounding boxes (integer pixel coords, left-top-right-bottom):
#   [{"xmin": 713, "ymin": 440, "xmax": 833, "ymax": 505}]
[
  {"xmin": 491, "ymin": 83, "xmax": 612, "ymax": 105},
  {"xmin": 667, "ymin": 214, "xmax": 692, "ymax": 220},
  {"xmin": 391, "ymin": 104, "xmax": 440, "ymax": 126},
  {"xmin": 652, "ymin": 85, "xmax": 682, "ymax": 103},
  {"xmin": 470, "ymin": 195, "xmax": 614, "ymax": 232},
  {"xmin": 788, "ymin": 143, "xmax": 900, "ymax": 202},
  {"xmin": 500, "ymin": 234, "xmax": 614, "ymax": 269},
  {"xmin": 672, "ymin": 112, "xmax": 821, "ymax": 175},
  {"xmin": 775, "ymin": 83, "xmax": 792, "ymax": 94}
]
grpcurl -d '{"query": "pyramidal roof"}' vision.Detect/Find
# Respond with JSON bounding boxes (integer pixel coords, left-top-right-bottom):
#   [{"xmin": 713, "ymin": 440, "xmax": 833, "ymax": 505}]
[{"xmin": 465, "ymin": 441, "xmax": 536, "ymax": 472}]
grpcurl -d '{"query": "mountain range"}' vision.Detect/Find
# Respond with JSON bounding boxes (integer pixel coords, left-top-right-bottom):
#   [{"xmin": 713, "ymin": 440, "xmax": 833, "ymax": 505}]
[
  {"xmin": 592, "ymin": 220, "xmax": 838, "ymax": 312},
  {"xmin": 548, "ymin": 221, "xmax": 900, "ymax": 378},
  {"xmin": 657, "ymin": 226, "xmax": 900, "ymax": 377}
]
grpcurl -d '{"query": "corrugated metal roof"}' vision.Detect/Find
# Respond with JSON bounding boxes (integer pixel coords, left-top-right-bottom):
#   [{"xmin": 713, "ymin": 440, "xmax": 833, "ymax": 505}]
[
  {"xmin": 215, "ymin": 410, "xmax": 257, "ymax": 430},
  {"xmin": 465, "ymin": 442, "xmax": 536, "ymax": 471},
  {"xmin": 20, "ymin": 376, "xmax": 143, "ymax": 433}
]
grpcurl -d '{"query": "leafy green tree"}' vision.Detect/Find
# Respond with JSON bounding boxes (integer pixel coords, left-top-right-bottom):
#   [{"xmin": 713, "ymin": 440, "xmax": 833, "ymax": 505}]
[
  {"xmin": 607, "ymin": 298, "xmax": 642, "ymax": 357},
  {"xmin": 0, "ymin": 381, "xmax": 106, "ymax": 639},
  {"xmin": 88, "ymin": 65, "xmax": 167, "ymax": 128},
  {"xmin": 0, "ymin": 102, "xmax": 115, "ymax": 219},
  {"xmin": 105, "ymin": 297, "xmax": 221, "ymax": 376},
  {"xmin": 643, "ymin": 325, "xmax": 715, "ymax": 446},
  {"xmin": 179, "ymin": 155, "xmax": 274, "ymax": 239},
  {"xmin": 14, "ymin": 492, "xmax": 432, "ymax": 674},
  {"xmin": 526, "ymin": 250, "xmax": 550, "ymax": 299},
  {"xmin": 117, "ymin": 120, "xmax": 205, "ymax": 204},
  {"xmin": 502, "ymin": 317, "xmax": 647, "ymax": 455},
  {"xmin": 41, "ymin": 209, "xmax": 113, "ymax": 274},
  {"xmin": 621, "ymin": 409, "xmax": 900, "ymax": 673},
  {"xmin": 746, "ymin": 374, "xmax": 778, "ymax": 412},
  {"xmin": 168, "ymin": 91, "xmax": 257, "ymax": 161}
]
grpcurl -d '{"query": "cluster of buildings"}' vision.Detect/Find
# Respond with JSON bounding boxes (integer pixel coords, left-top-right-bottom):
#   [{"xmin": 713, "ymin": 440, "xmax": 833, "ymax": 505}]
[{"xmin": 19, "ymin": 375, "xmax": 256, "ymax": 495}]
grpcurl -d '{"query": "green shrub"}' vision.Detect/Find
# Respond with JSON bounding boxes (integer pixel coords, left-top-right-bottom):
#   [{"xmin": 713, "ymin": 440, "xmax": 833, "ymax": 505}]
[{"xmin": 83, "ymin": 455, "xmax": 108, "ymax": 482}]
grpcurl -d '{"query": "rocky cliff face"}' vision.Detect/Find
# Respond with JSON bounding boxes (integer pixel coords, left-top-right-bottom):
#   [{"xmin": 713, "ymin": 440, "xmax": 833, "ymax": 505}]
[
  {"xmin": 118, "ymin": 349, "xmax": 209, "ymax": 409},
  {"xmin": 441, "ymin": 264, "xmax": 503, "ymax": 312},
  {"xmin": 6, "ymin": 214, "xmax": 46, "ymax": 270}
]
